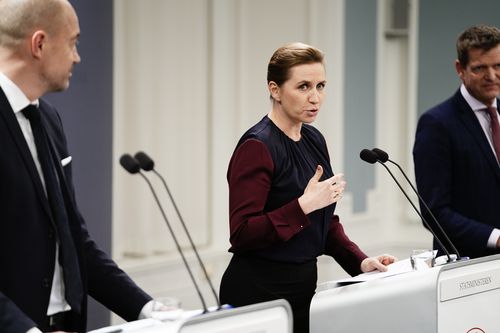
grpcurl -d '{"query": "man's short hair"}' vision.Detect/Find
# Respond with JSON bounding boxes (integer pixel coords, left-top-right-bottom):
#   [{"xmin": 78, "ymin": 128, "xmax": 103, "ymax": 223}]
[
  {"xmin": 456, "ymin": 25, "xmax": 500, "ymax": 67},
  {"xmin": 0, "ymin": 0, "xmax": 66, "ymax": 48}
]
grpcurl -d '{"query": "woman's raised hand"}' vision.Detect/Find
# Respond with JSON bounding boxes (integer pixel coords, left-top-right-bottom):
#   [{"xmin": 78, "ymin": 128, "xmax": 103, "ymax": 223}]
[{"xmin": 298, "ymin": 165, "xmax": 346, "ymax": 215}]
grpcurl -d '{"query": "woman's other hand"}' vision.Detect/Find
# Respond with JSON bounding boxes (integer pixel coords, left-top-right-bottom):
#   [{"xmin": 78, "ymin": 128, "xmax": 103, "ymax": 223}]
[{"xmin": 360, "ymin": 254, "xmax": 398, "ymax": 273}]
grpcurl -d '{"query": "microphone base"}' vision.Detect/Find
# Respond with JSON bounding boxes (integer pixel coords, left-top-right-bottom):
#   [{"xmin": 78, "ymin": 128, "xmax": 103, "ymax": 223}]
[{"xmin": 434, "ymin": 254, "xmax": 469, "ymax": 266}]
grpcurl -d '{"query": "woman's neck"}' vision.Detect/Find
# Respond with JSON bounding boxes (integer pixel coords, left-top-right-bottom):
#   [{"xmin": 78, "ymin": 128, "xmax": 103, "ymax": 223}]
[{"xmin": 268, "ymin": 108, "xmax": 302, "ymax": 141}]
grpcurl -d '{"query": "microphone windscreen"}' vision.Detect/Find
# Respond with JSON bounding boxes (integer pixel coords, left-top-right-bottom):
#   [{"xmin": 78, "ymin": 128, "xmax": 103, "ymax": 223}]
[
  {"xmin": 372, "ymin": 148, "xmax": 389, "ymax": 163},
  {"xmin": 359, "ymin": 149, "xmax": 378, "ymax": 164},
  {"xmin": 120, "ymin": 154, "xmax": 141, "ymax": 174},
  {"xmin": 134, "ymin": 151, "xmax": 155, "ymax": 171}
]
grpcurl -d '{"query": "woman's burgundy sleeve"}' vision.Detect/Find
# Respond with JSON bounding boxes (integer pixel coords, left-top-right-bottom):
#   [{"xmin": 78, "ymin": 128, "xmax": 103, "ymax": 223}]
[
  {"xmin": 228, "ymin": 139, "xmax": 311, "ymax": 251},
  {"xmin": 325, "ymin": 215, "xmax": 368, "ymax": 276}
]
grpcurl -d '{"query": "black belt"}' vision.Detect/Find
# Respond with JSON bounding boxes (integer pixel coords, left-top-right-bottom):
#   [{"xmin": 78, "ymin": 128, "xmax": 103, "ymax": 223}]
[{"xmin": 46, "ymin": 311, "xmax": 70, "ymax": 331}]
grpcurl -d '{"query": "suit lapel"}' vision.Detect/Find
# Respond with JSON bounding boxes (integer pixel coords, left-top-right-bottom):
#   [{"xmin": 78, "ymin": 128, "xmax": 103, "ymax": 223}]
[
  {"xmin": 454, "ymin": 91, "xmax": 500, "ymax": 182},
  {"xmin": 0, "ymin": 88, "xmax": 53, "ymax": 217}
]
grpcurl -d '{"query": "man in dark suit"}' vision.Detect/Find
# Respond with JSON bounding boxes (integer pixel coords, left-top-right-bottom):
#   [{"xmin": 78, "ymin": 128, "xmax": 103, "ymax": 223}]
[
  {"xmin": 413, "ymin": 25, "xmax": 500, "ymax": 259},
  {"xmin": 0, "ymin": 0, "xmax": 154, "ymax": 332}
]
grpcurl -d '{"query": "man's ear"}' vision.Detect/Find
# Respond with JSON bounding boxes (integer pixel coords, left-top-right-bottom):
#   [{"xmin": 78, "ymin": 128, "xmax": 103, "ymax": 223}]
[
  {"xmin": 30, "ymin": 30, "xmax": 46, "ymax": 59},
  {"xmin": 455, "ymin": 59, "xmax": 465, "ymax": 81},
  {"xmin": 268, "ymin": 81, "xmax": 281, "ymax": 102}
]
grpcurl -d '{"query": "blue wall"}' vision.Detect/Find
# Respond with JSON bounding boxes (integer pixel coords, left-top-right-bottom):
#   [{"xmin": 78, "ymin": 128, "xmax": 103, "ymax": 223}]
[
  {"xmin": 344, "ymin": 0, "xmax": 377, "ymax": 212},
  {"xmin": 418, "ymin": 0, "xmax": 500, "ymax": 115},
  {"xmin": 46, "ymin": 0, "xmax": 113, "ymax": 329}
]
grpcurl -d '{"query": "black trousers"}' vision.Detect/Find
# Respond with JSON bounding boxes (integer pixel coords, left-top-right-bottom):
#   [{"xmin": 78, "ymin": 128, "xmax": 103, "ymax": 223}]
[{"xmin": 219, "ymin": 255, "xmax": 317, "ymax": 333}]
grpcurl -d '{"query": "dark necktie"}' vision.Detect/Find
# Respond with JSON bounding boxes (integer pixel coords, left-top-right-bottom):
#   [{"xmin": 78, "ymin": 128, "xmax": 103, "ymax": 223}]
[
  {"xmin": 22, "ymin": 105, "xmax": 83, "ymax": 313},
  {"xmin": 486, "ymin": 105, "xmax": 500, "ymax": 164}
]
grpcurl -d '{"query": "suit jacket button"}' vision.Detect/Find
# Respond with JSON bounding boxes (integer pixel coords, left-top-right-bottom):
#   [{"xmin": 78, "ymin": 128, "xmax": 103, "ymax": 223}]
[
  {"xmin": 42, "ymin": 278, "xmax": 50, "ymax": 288},
  {"xmin": 48, "ymin": 230, "xmax": 54, "ymax": 239}
]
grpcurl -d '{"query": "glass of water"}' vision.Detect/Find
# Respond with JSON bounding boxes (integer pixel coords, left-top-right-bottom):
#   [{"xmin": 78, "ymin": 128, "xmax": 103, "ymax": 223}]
[{"xmin": 410, "ymin": 249, "xmax": 435, "ymax": 270}]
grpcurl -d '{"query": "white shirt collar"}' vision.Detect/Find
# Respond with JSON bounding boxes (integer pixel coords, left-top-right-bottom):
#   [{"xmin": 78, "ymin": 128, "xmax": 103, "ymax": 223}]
[
  {"xmin": 0, "ymin": 72, "xmax": 39, "ymax": 113},
  {"xmin": 460, "ymin": 83, "xmax": 497, "ymax": 111}
]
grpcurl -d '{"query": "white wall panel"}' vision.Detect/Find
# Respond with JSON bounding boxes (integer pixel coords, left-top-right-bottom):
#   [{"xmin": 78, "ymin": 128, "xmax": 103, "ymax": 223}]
[{"xmin": 113, "ymin": 0, "xmax": 210, "ymax": 258}]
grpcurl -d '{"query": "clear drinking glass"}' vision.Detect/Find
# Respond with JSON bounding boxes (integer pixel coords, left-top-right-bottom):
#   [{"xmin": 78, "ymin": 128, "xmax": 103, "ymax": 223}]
[{"xmin": 410, "ymin": 249, "xmax": 435, "ymax": 270}]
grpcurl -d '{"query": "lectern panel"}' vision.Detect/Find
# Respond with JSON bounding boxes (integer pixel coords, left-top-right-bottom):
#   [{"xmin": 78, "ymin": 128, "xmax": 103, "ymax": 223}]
[
  {"xmin": 179, "ymin": 300, "xmax": 292, "ymax": 333},
  {"xmin": 438, "ymin": 258, "xmax": 500, "ymax": 332}
]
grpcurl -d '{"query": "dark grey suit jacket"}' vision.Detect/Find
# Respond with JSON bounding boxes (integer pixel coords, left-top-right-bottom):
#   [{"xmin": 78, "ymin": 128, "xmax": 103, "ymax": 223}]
[
  {"xmin": 413, "ymin": 89, "xmax": 500, "ymax": 259},
  {"xmin": 0, "ymin": 88, "xmax": 152, "ymax": 332}
]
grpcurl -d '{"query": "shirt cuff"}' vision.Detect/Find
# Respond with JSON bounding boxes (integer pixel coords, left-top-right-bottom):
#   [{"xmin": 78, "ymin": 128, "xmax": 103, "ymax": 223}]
[
  {"xmin": 138, "ymin": 300, "xmax": 155, "ymax": 319},
  {"xmin": 27, "ymin": 328, "xmax": 42, "ymax": 333},
  {"xmin": 487, "ymin": 228, "xmax": 500, "ymax": 248}
]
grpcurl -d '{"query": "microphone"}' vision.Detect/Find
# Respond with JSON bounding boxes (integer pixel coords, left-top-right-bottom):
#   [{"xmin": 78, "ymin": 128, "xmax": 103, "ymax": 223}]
[
  {"xmin": 359, "ymin": 149, "xmax": 453, "ymax": 263},
  {"xmin": 134, "ymin": 151, "xmax": 222, "ymax": 309},
  {"xmin": 359, "ymin": 149, "xmax": 378, "ymax": 164},
  {"xmin": 371, "ymin": 148, "xmax": 388, "ymax": 163},
  {"xmin": 119, "ymin": 154, "xmax": 141, "ymax": 174},
  {"xmin": 119, "ymin": 154, "xmax": 209, "ymax": 313},
  {"xmin": 371, "ymin": 148, "xmax": 461, "ymax": 260}
]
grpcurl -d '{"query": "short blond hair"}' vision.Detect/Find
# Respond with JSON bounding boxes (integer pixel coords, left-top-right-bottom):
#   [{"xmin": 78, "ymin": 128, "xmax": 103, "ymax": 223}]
[{"xmin": 267, "ymin": 42, "xmax": 325, "ymax": 86}]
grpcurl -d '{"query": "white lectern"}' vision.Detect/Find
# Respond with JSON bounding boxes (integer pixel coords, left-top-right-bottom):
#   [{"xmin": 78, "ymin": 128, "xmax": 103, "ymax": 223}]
[
  {"xmin": 310, "ymin": 254, "xmax": 500, "ymax": 333},
  {"xmin": 177, "ymin": 300, "xmax": 291, "ymax": 333},
  {"xmin": 90, "ymin": 299, "xmax": 292, "ymax": 333}
]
